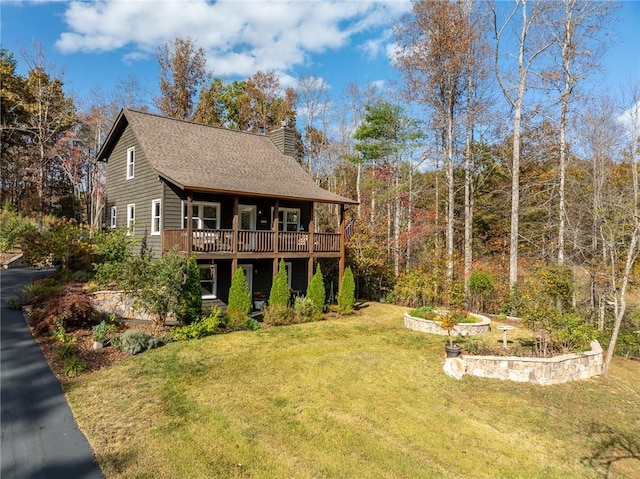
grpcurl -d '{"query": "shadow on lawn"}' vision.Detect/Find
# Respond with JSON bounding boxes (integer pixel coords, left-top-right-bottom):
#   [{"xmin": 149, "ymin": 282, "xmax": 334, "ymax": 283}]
[{"xmin": 582, "ymin": 423, "xmax": 640, "ymax": 478}]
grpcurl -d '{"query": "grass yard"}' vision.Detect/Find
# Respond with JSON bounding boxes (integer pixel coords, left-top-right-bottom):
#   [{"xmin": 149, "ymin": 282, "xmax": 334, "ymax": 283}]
[{"xmin": 65, "ymin": 303, "xmax": 640, "ymax": 479}]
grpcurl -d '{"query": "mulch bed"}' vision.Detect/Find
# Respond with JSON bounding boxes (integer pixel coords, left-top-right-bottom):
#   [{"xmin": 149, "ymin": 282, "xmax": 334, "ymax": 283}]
[{"xmin": 27, "ymin": 316, "xmax": 169, "ymax": 383}]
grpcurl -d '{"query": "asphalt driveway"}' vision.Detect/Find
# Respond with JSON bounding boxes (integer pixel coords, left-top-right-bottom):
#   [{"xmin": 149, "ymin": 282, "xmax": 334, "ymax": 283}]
[{"xmin": 1, "ymin": 268, "xmax": 104, "ymax": 479}]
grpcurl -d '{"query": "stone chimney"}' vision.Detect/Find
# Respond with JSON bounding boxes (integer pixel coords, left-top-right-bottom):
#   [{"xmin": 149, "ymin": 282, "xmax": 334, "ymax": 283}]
[{"xmin": 269, "ymin": 121, "xmax": 297, "ymax": 158}]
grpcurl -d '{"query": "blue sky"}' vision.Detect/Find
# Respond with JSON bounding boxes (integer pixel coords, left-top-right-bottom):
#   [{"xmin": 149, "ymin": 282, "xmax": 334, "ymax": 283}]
[{"xmin": 1, "ymin": 0, "xmax": 639, "ymax": 113}]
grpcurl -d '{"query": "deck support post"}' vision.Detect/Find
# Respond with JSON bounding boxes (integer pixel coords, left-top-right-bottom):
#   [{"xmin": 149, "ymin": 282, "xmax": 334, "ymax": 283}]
[
  {"xmin": 338, "ymin": 203, "xmax": 345, "ymax": 293},
  {"xmin": 308, "ymin": 202, "xmax": 315, "ymax": 288},
  {"xmin": 232, "ymin": 196, "xmax": 238, "ymax": 273},
  {"xmin": 273, "ymin": 200, "xmax": 280, "ymax": 277},
  {"xmin": 187, "ymin": 192, "xmax": 193, "ymax": 254}
]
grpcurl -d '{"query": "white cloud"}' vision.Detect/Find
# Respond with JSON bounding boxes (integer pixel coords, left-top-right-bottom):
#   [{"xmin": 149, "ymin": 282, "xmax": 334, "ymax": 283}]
[
  {"xmin": 617, "ymin": 100, "xmax": 640, "ymax": 133},
  {"xmin": 55, "ymin": 0, "xmax": 409, "ymax": 79}
]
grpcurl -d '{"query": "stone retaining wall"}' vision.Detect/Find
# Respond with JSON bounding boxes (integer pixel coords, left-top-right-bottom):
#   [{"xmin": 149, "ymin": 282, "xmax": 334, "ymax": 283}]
[
  {"xmin": 448, "ymin": 340, "xmax": 603, "ymax": 385},
  {"xmin": 404, "ymin": 312, "xmax": 491, "ymax": 336},
  {"xmin": 92, "ymin": 290, "xmax": 173, "ymax": 323}
]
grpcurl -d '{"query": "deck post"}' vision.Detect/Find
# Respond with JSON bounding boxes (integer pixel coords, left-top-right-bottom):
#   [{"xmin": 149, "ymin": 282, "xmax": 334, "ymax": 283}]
[
  {"xmin": 273, "ymin": 200, "xmax": 279, "ymax": 277},
  {"xmin": 339, "ymin": 203, "xmax": 345, "ymax": 292},
  {"xmin": 307, "ymin": 202, "xmax": 315, "ymax": 288},
  {"xmin": 232, "ymin": 196, "xmax": 238, "ymax": 273},
  {"xmin": 187, "ymin": 192, "xmax": 193, "ymax": 254}
]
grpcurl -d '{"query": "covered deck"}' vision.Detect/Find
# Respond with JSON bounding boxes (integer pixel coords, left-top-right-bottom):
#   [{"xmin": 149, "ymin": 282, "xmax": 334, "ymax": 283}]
[{"xmin": 162, "ymin": 229, "xmax": 342, "ymax": 259}]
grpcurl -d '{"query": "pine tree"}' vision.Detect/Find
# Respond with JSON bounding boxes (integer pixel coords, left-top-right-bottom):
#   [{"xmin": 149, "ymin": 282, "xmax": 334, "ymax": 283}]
[
  {"xmin": 269, "ymin": 259, "xmax": 291, "ymax": 307},
  {"xmin": 306, "ymin": 264, "xmax": 325, "ymax": 313},
  {"xmin": 337, "ymin": 266, "xmax": 355, "ymax": 315},
  {"xmin": 227, "ymin": 267, "xmax": 252, "ymax": 330}
]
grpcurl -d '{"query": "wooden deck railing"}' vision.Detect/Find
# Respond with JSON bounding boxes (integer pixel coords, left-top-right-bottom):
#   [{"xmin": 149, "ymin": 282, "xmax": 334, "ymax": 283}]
[{"xmin": 163, "ymin": 229, "xmax": 341, "ymax": 255}]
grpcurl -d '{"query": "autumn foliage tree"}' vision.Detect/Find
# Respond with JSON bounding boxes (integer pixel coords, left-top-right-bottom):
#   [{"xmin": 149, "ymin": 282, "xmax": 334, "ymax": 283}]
[{"xmin": 156, "ymin": 37, "xmax": 208, "ymax": 120}]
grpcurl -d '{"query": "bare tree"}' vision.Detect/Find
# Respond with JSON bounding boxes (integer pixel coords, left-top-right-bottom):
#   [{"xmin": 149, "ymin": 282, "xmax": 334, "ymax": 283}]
[
  {"xmin": 601, "ymin": 87, "xmax": 640, "ymax": 375},
  {"xmin": 395, "ymin": 0, "xmax": 473, "ymax": 288},
  {"xmin": 492, "ymin": 0, "xmax": 555, "ymax": 290},
  {"xmin": 156, "ymin": 37, "xmax": 208, "ymax": 120},
  {"xmin": 547, "ymin": 0, "xmax": 615, "ymax": 265}
]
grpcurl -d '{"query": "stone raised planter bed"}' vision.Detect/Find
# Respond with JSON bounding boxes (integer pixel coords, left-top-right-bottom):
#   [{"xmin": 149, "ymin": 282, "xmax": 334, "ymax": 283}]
[
  {"xmin": 444, "ymin": 340, "xmax": 603, "ymax": 385},
  {"xmin": 404, "ymin": 311, "xmax": 491, "ymax": 337}
]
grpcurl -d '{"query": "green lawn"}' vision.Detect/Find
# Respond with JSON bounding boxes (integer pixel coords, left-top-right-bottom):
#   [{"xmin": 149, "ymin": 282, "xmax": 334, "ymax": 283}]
[{"xmin": 65, "ymin": 303, "xmax": 640, "ymax": 479}]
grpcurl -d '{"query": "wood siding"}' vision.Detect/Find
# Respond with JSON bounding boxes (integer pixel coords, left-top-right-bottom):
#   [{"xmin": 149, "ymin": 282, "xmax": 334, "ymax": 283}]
[{"xmin": 104, "ymin": 125, "xmax": 164, "ymax": 257}]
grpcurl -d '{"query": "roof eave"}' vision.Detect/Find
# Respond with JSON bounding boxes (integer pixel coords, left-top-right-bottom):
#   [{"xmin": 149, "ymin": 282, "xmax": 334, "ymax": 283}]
[
  {"xmin": 96, "ymin": 109, "xmax": 128, "ymax": 162},
  {"xmin": 184, "ymin": 184, "xmax": 358, "ymax": 205}
]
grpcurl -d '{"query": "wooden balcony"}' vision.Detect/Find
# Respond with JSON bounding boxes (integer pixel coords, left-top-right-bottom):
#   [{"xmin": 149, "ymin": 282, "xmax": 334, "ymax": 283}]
[{"xmin": 162, "ymin": 229, "xmax": 342, "ymax": 258}]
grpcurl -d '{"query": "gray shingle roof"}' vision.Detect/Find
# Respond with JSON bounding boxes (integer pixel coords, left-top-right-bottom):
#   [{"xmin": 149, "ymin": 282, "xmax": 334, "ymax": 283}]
[{"xmin": 97, "ymin": 109, "xmax": 357, "ymax": 205}]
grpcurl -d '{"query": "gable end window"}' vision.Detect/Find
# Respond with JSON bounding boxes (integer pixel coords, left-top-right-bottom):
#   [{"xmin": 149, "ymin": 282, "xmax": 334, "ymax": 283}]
[
  {"xmin": 127, "ymin": 203, "xmax": 135, "ymax": 235},
  {"xmin": 126, "ymin": 147, "xmax": 135, "ymax": 179},
  {"xmin": 110, "ymin": 206, "xmax": 117, "ymax": 228},
  {"xmin": 151, "ymin": 199, "xmax": 161, "ymax": 235}
]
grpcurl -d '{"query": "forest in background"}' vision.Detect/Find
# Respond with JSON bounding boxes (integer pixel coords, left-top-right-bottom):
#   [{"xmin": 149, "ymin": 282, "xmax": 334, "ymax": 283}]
[{"xmin": 1, "ymin": 1, "xmax": 638, "ymax": 371}]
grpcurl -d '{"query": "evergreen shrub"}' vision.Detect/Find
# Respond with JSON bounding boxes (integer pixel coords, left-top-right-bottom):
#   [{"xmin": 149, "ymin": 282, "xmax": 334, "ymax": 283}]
[
  {"xmin": 337, "ymin": 266, "xmax": 355, "ymax": 315},
  {"xmin": 227, "ymin": 268, "xmax": 252, "ymax": 330},
  {"xmin": 269, "ymin": 259, "xmax": 291, "ymax": 307},
  {"xmin": 306, "ymin": 264, "xmax": 325, "ymax": 313}
]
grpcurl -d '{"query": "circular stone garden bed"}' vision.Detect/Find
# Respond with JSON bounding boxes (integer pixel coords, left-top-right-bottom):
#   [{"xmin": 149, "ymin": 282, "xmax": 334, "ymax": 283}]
[{"xmin": 403, "ymin": 310, "xmax": 491, "ymax": 337}]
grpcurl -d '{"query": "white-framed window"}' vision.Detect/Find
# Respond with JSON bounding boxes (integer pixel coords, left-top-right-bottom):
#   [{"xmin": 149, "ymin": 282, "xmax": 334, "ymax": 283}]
[
  {"xmin": 151, "ymin": 199, "xmax": 161, "ymax": 235},
  {"xmin": 285, "ymin": 262, "xmax": 292, "ymax": 288},
  {"xmin": 126, "ymin": 203, "xmax": 135, "ymax": 235},
  {"xmin": 110, "ymin": 206, "xmax": 117, "ymax": 228},
  {"xmin": 182, "ymin": 202, "xmax": 220, "ymax": 229},
  {"xmin": 273, "ymin": 207, "xmax": 300, "ymax": 232},
  {"xmin": 199, "ymin": 264, "xmax": 217, "ymax": 299},
  {"xmin": 126, "ymin": 147, "xmax": 135, "ymax": 179}
]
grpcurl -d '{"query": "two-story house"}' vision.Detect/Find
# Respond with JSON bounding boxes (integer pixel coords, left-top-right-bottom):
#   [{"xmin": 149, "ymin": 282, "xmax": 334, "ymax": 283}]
[{"xmin": 96, "ymin": 109, "xmax": 357, "ymax": 305}]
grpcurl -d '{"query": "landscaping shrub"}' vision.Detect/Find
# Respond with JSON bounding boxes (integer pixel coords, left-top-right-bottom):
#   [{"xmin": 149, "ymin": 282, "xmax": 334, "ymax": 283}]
[
  {"xmin": 22, "ymin": 218, "xmax": 94, "ymax": 271},
  {"xmin": 129, "ymin": 251, "xmax": 186, "ymax": 325},
  {"xmin": 294, "ymin": 296, "xmax": 322, "ymax": 323},
  {"xmin": 408, "ymin": 305, "xmax": 434, "ymax": 318},
  {"xmin": 306, "ymin": 264, "xmax": 325, "ymax": 313},
  {"xmin": 92, "ymin": 228, "xmax": 137, "ymax": 286},
  {"xmin": 337, "ymin": 266, "xmax": 355, "ymax": 315},
  {"xmin": 120, "ymin": 329, "xmax": 160, "ymax": 355},
  {"xmin": 56, "ymin": 343, "xmax": 78, "ymax": 360},
  {"xmin": 28, "ymin": 287, "xmax": 96, "ymax": 334},
  {"xmin": 393, "ymin": 267, "xmax": 443, "ymax": 308},
  {"xmin": 177, "ymin": 254, "xmax": 202, "ymax": 325},
  {"xmin": 518, "ymin": 266, "xmax": 595, "ymax": 356},
  {"xmin": 63, "ymin": 354, "xmax": 86, "ymax": 378},
  {"xmin": 172, "ymin": 306, "xmax": 222, "ymax": 340},
  {"xmin": 263, "ymin": 303, "xmax": 295, "ymax": 326},
  {"xmin": 269, "ymin": 259, "xmax": 291, "ymax": 307},
  {"xmin": 0, "ymin": 201, "xmax": 34, "ymax": 252},
  {"xmin": 468, "ymin": 270, "xmax": 496, "ymax": 312},
  {"xmin": 227, "ymin": 268, "xmax": 252, "ymax": 330}
]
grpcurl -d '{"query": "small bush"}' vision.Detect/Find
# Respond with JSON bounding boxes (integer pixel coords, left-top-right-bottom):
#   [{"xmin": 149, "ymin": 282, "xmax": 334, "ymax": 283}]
[
  {"xmin": 172, "ymin": 307, "xmax": 222, "ymax": 340},
  {"xmin": 92, "ymin": 320, "xmax": 116, "ymax": 342},
  {"xmin": 409, "ymin": 305, "xmax": 434, "ymax": 317},
  {"xmin": 0, "ymin": 201, "xmax": 35, "ymax": 252},
  {"xmin": 56, "ymin": 343, "xmax": 79, "ymax": 360},
  {"xmin": 246, "ymin": 317, "xmax": 262, "ymax": 331},
  {"xmin": 120, "ymin": 329, "xmax": 159, "ymax": 355},
  {"xmin": 63, "ymin": 354, "xmax": 86, "ymax": 377},
  {"xmin": 337, "ymin": 266, "xmax": 355, "ymax": 315},
  {"xmin": 263, "ymin": 303, "xmax": 295, "ymax": 326},
  {"xmin": 468, "ymin": 270, "xmax": 496, "ymax": 312},
  {"xmin": 294, "ymin": 296, "xmax": 322, "ymax": 323}
]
